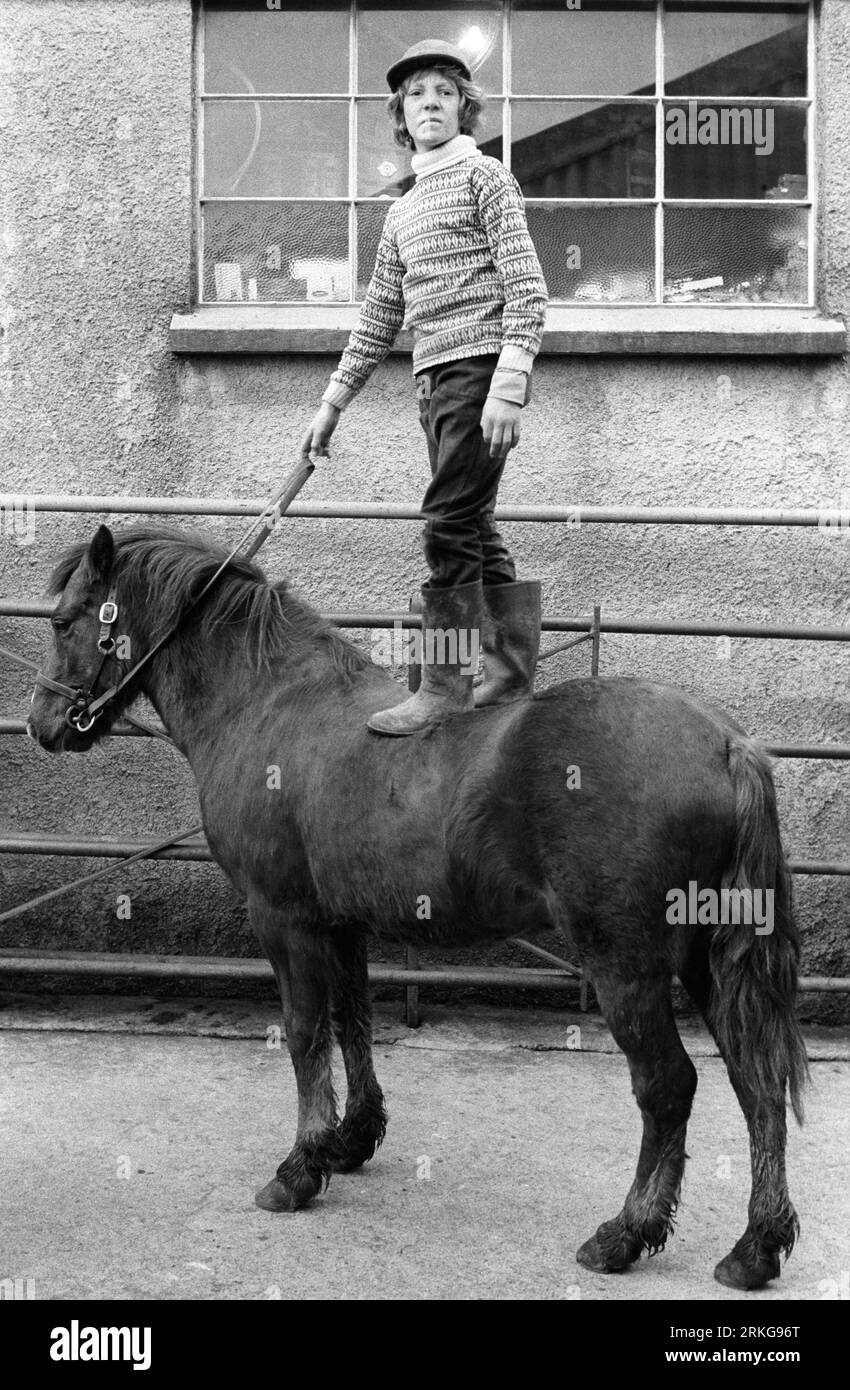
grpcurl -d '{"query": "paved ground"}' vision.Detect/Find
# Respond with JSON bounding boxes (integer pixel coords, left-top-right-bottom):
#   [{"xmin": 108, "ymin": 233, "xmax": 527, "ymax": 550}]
[{"xmin": 0, "ymin": 996, "xmax": 847, "ymax": 1301}]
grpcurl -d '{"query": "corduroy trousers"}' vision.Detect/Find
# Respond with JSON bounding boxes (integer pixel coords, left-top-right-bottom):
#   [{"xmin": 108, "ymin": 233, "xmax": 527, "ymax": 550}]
[{"xmin": 416, "ymin": 354, "xmax": 517, "ymax": 590}]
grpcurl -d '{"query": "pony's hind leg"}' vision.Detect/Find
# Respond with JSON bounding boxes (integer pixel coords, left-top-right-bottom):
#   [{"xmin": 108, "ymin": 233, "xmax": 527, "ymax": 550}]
[
  {"xmin": 329, "ymin": 926, "xmax": 387, "ymax": 1173},
  {"xmin": 713, "ymin": 1108, "xmax": 797, "ymax": 1291},
  {"xmin": 251, "ymin": 902, "xmax": 343, "ymax": 1213},
  {"xmin": 577, "ymin": 970, "xmax": 697, "ymax": 1275},
  {"xmin": 679, "ymin": 937, "xmax": 801, "ymax": 1291}
]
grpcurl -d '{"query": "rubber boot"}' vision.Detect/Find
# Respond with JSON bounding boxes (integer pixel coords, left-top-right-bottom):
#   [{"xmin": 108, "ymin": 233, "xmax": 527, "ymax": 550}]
[
  {"xmin": 474, "ymin": 580, "xmax": 541, "ymax": 707},
  {"xmin": 367, "ymin": 581, "xmax": 482, "ymax": 736}
]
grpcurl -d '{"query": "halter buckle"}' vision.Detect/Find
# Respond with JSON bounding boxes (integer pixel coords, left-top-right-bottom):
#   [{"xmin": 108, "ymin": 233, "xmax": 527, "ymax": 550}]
[
  {"xmin": 98, "ymin": 600, "xmax": 118, "ymax": 625},
  {"xmin": 65, "ymin": 703, "xmax": 100, "ymax": 734}
]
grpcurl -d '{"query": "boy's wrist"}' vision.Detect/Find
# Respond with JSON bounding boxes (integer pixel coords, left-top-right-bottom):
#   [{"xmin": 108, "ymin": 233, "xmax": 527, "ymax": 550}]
[
  {"xmin": 487, "ymin": 367, "xmax": 529, "ymax": 408},
  {"xmin": 322, "ymin": 380, "xmax": 356, "ymax": 411}
]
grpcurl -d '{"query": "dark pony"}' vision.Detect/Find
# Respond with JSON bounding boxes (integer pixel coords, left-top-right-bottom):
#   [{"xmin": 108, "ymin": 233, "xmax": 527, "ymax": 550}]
[{"xmin": 29, "ymin": 525, "xmax": 809, "ymax": 1291}]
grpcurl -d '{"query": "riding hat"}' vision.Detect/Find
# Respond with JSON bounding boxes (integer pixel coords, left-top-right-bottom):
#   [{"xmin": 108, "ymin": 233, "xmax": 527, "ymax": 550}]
[{"xmin": 386, "ymin": 39, "xmax": 472, "ymax": 92}]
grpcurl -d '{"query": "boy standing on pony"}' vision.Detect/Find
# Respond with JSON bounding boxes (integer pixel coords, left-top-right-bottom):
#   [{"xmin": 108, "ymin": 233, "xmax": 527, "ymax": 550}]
[{"xmin": 301, "ymin": 39, "xmax": 548, "ymax": 736}]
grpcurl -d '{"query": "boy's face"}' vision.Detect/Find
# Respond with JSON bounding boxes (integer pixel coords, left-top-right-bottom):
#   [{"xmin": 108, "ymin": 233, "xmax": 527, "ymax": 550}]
[{"xmin": 402, "ymin": 69, "xmax": 461, "ymax": 152}]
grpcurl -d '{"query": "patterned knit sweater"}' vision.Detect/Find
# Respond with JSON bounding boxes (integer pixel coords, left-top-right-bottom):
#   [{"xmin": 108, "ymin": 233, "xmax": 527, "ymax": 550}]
[{"xmin": 323, "ymin": 136, "xmax": 548, "ymax": 410}]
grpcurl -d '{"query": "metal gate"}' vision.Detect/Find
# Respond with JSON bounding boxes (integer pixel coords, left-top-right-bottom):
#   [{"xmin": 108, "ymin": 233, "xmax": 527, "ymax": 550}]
[{"xmin": 1, "ymin": 491, "xmax": 848, "ymax": 1023}]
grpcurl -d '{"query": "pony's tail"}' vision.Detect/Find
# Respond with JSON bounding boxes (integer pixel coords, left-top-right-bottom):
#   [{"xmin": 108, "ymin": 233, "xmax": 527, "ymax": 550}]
[{"xmin": 708, "ymin": 736, "xmax": 809, "ymax": 1126}]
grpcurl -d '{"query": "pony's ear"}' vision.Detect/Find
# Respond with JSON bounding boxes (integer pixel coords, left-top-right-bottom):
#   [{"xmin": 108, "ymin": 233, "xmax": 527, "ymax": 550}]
[{"xmin": 86, "ymin": 525, "xmax": 114, "ymax": 581}]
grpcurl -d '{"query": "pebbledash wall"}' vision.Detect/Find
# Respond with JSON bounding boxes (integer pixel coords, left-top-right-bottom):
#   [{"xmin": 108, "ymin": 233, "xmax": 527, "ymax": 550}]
[{"xmin": 0, "ymin": 0, "xmax": 848, "ymax": 1018}]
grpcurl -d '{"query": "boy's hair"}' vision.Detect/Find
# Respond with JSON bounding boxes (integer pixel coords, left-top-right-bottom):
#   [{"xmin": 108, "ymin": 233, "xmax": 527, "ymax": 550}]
[{"xmin": 387, "ymin": 64, "xmax": 484, "ymax": 151}]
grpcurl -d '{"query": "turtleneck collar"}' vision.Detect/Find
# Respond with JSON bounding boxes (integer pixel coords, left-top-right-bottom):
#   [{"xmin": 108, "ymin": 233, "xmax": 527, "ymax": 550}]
[{"xmin": 410, "ymin": 134, "xmax": 481, "ymax": 180}]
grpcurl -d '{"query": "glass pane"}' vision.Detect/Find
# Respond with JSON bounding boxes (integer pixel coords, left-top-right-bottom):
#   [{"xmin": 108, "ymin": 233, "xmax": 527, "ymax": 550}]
[
  {"xmin": 358, "ymin": 4, "xmax": 502, "ymax": 94},
  {"xmin": 356, "ymin": 202, "xmax": 394, "ymax": 296},
  {"xmin": 478, "ymin": 128, "xmax": 504, "ymax": 165},
  {"xmin": 512, "ymin": 1, "xmax": 656, "ymax": 97},
  {"xmin": 526, "ymin": 205, "xmax": 654, "ymax": 300},
  {"xmin": 665, "ymin": 4, "xmax": 807, "ymax": 98},
  {"xmin": 664, "ymin": 102, "xmax": 806, "ymax": 198},
  {"xmin": 204, "ymin": 3, "xmax": 349, "ymax": 94},
  {"xmin": 205, "ymin": 101, "xmax": 348, "ymax": 197},
  {"xmin": 512, "ymin": 101, "xmax": 655, "ymax": 198},
  {"xmin": 203, "ymin": 201, "xmax": 350, "ymax": 302},
  {"xmin": 664, "ymin": 206, "xmax": 808, "ymax": 302},
  {"xmin": 357, "ymin": 100, "xmax": 414, "ymax": 197}
]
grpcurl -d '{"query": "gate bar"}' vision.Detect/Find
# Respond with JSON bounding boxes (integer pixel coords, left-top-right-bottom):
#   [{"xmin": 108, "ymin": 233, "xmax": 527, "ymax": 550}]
[
  {"xmin": 0, "ymin": 949, "xmax": 845, "ymax": 993},
  {"xmin": 3, "ymin": 494, "xmax": 848, "ymax": 526},
  {"xmin": 4, "ymin": 598, "xmax": 849, "ymax": 644}
]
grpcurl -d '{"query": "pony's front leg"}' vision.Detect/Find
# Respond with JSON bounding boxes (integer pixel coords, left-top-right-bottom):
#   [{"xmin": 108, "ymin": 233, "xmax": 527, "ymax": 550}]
[
  {"xmin": 251, "ymin": 901, "xmax": 342, "ymax": 1212},
  {"xmin": 329, "ymin": 926, "xmax": 387, "ymax": 1173}
]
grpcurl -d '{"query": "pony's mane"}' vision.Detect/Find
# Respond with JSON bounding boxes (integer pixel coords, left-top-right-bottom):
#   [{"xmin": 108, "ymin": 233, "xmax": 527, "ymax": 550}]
[{"xmin": 49, "ymin": 526, "xmax": 370, "ymax": 680}]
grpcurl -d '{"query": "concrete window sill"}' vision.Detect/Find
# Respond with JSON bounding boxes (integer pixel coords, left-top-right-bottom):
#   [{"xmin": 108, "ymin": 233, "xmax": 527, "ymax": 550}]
[{"xmin": 168, "ymin": 304, "xmax": 846, "ymax": 357}]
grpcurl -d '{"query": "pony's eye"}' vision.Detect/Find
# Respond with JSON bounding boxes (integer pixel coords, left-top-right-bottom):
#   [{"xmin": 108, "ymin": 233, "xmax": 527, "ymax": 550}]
[{"xmin": 51, "ymin": 615, "xmax": 71, "ymax": 634}]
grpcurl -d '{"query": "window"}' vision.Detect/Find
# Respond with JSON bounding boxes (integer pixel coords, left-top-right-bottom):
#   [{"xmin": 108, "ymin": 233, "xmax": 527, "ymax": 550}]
[{"xmin": 199, "ymin": 0, "xmax": 812, "ymax": 309}]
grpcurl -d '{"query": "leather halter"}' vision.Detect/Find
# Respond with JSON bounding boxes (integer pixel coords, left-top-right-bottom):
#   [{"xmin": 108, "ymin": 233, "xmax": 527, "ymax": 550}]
[
  {"xmin": 36, "ymin": 574, "xmax": 185, "ymax": 735},
  {"xmin": 32, "ymin": 458, "xmax": 315, "ymax": 735},
  {"xmin": 59, "ymin": 587, "xmax": 121, "ymax": 732}
]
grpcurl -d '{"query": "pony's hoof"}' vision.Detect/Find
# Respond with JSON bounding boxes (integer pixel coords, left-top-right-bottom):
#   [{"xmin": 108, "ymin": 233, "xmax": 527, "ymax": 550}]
[
  {"xmin": 255, "ymin": 1178, "xmax": 310, "ymax": 1212},
  {"xmin": 576, "ymin": 1235, "xmax": 628, "ymax": 1274},
  {"xmin": 576, "ymin": 1221, "xmax": 641, "ymax": 1273},
  {"xmin": 576, "ymin": 1235, "xmax": 609, "ymax": 1272},
  {"xmin": 330, "ymin": 1129, "xmax": 380, "ymax": 1173},
  {"xmin": 331, "ymin": 1106, "xmax": 387, "ymax": 1172},
  {"xmin": 714, "ymin": 1249, "xmax": 780, "ymax": 1291}
]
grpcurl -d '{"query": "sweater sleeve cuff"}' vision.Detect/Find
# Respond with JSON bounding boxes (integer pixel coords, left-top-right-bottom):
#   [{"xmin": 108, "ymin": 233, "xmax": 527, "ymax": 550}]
[
  {"xmin": 497, "ymin": 344, "xmax": 536, "ymax": 375},
  {"xmin": 321, "ymin": 380, "xmax": 357, "ymax": 411},
  {"xmin": 487, "ymin": 368, "xmax": 529, "ymax": 407}
]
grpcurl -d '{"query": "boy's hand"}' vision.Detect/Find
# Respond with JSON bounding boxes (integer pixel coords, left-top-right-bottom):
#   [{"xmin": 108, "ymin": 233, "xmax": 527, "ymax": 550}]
[
  {"xmin": 481, "ymin": 397, "xmax": 521, "ymax": 459},
  {"xmin": 301, "ymin": 402, "xmax": 341, "ymax": 462}
]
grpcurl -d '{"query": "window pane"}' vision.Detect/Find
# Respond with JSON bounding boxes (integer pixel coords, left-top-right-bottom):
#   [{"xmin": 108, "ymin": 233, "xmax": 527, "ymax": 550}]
[
  {"xmin": 512, "ymin": 101, "xmax": 655, "ymax": 198},
  {"xmin": 205, "ymin": 101, "xmax": 348, "ymax": 197},
  {"xmin": 665, "ymin": 4, "xmax": 807, "ymax": 99},
  {"xmin": 203, "ymin": 201, "xmax": 350, "ymax": 301},
  {"xmin": 357, "ymin": 100, "xmax": 414, "ymax": 198},
  {"xmin": 479, "ymin": 128, "xmax": 505, "ymax": 165},
  {"xmin": 358, "ymin": 3, "xmax": 502, "ymax": 94},
  {"xmin": 512, "ymin": 1, "xmax": 656, "ymax": 97},
  {"xmin": 356, "ymin": 202, "xmax": 394, "ymax": 295},
  {"xmin": 664, "ymin": 206, "xmax": 808, "ymax": 302},
  {"xmin": 526, "ymin": 204, "xmax": 654, "ymax": 300},
  {"xmin": 664, "ymin": 102, "xmax": 806, "ymax": 198},
  {"xmin": 204, "ymin": 2, "xmax": 349, "ymax": 94}
]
